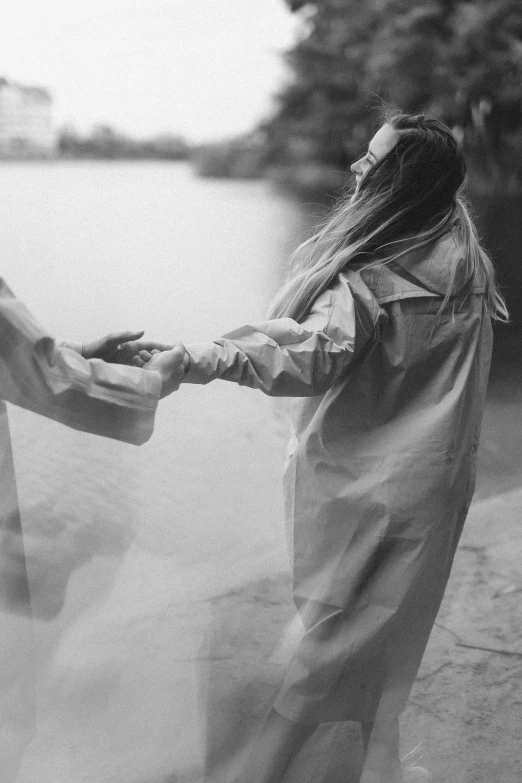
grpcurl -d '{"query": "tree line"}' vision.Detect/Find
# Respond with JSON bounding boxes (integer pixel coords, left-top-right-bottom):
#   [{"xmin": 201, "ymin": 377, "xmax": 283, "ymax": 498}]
[
  {"xmin": 263, "ymin": 0, "xmax": 522, "ymax": 193},
  {"xmin": 58, "ymin": 125, "xmax": 189, "ymax": 161}
]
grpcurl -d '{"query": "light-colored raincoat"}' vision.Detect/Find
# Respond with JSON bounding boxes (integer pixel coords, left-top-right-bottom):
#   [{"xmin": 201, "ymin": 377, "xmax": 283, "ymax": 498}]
[
  {"xmin": 0, "ymin": 278, "xmax": 161, "ymax": 448},
  {"xmin": 182, "ymin": 227, "xmax": 492, "ymax": 723},
  {"xmin": 0, "ymin": 278, "xmax": 161, "ymax": 776},
  {"xmin": 0, "ymin": 276, "xmax": 162, "ymax": 616}
]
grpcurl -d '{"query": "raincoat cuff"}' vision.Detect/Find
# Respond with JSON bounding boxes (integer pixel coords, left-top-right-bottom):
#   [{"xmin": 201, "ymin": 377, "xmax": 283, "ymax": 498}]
[
  {"xmin": 182, "ymin": 342, "xmax": 222, "ymax": 385},
  {"xmin": 44, "ymin": 342, "xmax": 163, "ymax": 410}
]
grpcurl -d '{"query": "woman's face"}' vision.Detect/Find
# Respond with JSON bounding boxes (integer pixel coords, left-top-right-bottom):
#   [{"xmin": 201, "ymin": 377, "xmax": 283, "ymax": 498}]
[{"xmin": 350, "ymin": 124, "xmax": 399, "ymax": 188}]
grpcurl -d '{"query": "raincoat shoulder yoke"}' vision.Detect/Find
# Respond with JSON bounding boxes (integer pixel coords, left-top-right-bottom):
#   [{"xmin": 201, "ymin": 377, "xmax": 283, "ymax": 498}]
[{"xmin": 359, "ymin": 228, "xmax": 487, "ymax": 306}]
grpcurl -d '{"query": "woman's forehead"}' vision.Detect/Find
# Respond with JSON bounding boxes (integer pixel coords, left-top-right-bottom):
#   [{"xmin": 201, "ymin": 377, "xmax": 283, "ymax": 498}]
[{"xmin": 369, "ymin": 124, "xmax": 399, "ymax": 160}]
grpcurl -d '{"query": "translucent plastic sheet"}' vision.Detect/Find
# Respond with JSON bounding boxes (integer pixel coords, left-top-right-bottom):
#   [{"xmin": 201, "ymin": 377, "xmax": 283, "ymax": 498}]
[{"xmin": 1, "ymin": 164, "xmax": 306, "ymax": 783}]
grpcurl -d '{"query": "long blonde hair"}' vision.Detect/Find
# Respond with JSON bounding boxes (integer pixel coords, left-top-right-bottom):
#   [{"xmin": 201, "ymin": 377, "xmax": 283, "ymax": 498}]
[{"xmin": 268, "ymin": 111, "xmax": 509, "ymax": 323}]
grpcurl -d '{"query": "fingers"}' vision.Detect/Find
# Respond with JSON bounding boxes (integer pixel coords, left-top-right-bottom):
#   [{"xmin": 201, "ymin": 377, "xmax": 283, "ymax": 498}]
[
  {"xmin": 130, "ymin": 349, "xmax": 162, "ymax": 368},
  {"xmin": 107, "ymin": 330, "xmax": 145, "ymax": 347},
  {"xmin": 116, "ymin": 339, "xmax": 174, "ymax": 364},
  {"xmin": 131, "ymin": 344, "xmax": 187, "ymax": 396},
  {"xmin": 83, "ymin": 331, "xmax": 172, "ymax": 364},
  {"xmin": 133, "ymin": 341, "xmax": 175, "ymax": 352}
]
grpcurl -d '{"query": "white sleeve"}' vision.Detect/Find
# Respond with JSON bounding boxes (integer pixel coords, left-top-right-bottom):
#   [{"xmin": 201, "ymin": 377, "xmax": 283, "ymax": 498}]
[{"xmin": 0, "ymin": 278, "xmax": 161, "ymax": 445}]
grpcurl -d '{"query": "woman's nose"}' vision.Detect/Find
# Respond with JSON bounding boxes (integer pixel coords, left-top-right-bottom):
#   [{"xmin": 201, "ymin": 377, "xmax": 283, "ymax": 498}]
[{"xmin": 351, "ymin": 158, "xmax": 362, "ymax": 175}]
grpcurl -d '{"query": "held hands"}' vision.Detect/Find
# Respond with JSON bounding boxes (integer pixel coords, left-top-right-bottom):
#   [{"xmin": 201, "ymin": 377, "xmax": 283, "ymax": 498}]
[
  {"xmin": 82, "ymin": 330, "xmax": 174, "ymax": 364},
  {"xmin": 133, "ymin": 345, "xmax": 188, "ymax": 398},
  {"xmin": 80, "ymin": 330, "xmax": 185, "ymax": 397}
]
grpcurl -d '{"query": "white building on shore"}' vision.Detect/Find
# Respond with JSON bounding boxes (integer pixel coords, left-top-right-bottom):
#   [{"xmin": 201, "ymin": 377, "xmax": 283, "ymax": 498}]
[{"xmin": 0, "ymin": 77, "xmax": 55, "ymax": 157}]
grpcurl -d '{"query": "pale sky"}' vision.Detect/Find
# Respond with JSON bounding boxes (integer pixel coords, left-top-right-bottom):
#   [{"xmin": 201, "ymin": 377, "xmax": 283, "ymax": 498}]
[{"xmin": 0, "ymin": 0, "xmax": 298, "ymax": 142}]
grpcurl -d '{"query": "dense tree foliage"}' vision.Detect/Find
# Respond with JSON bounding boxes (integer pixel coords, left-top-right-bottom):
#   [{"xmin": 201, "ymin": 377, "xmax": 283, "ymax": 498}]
[{"xmin": 267, "ymin": 0, "xmax": 522, "ymax": 191}]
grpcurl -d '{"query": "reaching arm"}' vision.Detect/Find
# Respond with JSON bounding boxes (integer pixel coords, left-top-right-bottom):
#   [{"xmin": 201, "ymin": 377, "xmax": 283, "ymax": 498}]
[
  {"xmin": 182, "ymin": 274, "xmax": 376, "ymax": 397},
  {"xmin": 141, "ymin": 272, "xmax": 378, "ymax": 398},
  {"xmin": 0, "ymin": 278, "xmax": 162, "ymax": 445}
]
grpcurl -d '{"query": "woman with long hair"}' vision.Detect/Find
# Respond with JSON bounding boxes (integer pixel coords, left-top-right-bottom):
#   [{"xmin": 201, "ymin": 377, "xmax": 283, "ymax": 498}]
[{"xmin": 138, "ymin": 109, "xmax": 508, "ymax": 783}]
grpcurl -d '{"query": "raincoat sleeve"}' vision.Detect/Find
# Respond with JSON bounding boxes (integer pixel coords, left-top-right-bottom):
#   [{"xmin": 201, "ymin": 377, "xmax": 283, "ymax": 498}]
[
  {"xmin": 182, "ymin": 272, "xmax": 377, "ymax": 397},
  {"xmin": 0, "ymin": 278, "xmax": 161, "ymax": 445}
]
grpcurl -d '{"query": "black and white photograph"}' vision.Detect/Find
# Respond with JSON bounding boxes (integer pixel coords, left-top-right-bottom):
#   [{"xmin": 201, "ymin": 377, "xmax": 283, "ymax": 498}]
[{"xmin": 0, "ymin": 2, "xmax": 521, "ymax": 782}]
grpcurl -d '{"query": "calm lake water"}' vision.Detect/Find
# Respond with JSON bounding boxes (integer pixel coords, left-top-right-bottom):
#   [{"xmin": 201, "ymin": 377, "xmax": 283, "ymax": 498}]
[{"xmin": 1, "ymin": 161, "xmax": 313, "ymax": 783}]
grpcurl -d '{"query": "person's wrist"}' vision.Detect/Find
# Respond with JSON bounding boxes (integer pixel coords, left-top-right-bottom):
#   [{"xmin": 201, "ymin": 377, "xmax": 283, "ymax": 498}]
[{"xmin": 181, "ymin": 349, "xmax": 190, "ymax": 374}]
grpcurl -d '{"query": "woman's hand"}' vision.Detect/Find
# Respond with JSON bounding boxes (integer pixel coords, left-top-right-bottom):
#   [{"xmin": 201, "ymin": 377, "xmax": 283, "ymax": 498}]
[
  {"xmin": 136, "ymin": 345, "xmax": 188, "ymax": 397},
  {"xmin": 81, "ymin": 330, "xmax": 174, "ymax": 364}
]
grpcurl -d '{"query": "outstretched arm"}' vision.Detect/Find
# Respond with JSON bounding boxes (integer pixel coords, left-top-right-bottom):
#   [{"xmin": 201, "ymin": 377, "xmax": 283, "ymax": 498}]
[
  {"xmin": 138, "ymin": 273, "xmax": 378, "ymax": 398},
  {"xmin": 0, "ymin": 279, "xmax": 164, "ymax": 444}
]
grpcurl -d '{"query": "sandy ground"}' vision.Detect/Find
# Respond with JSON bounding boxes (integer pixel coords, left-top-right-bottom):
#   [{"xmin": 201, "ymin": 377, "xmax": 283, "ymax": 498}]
[
  {"xmin": 401, "ymin": 486, "xmax": 522, "ymax": 783},
  {"xmin": 187, "ymin": 487, "xmax": 522, "ymax": 783}
]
